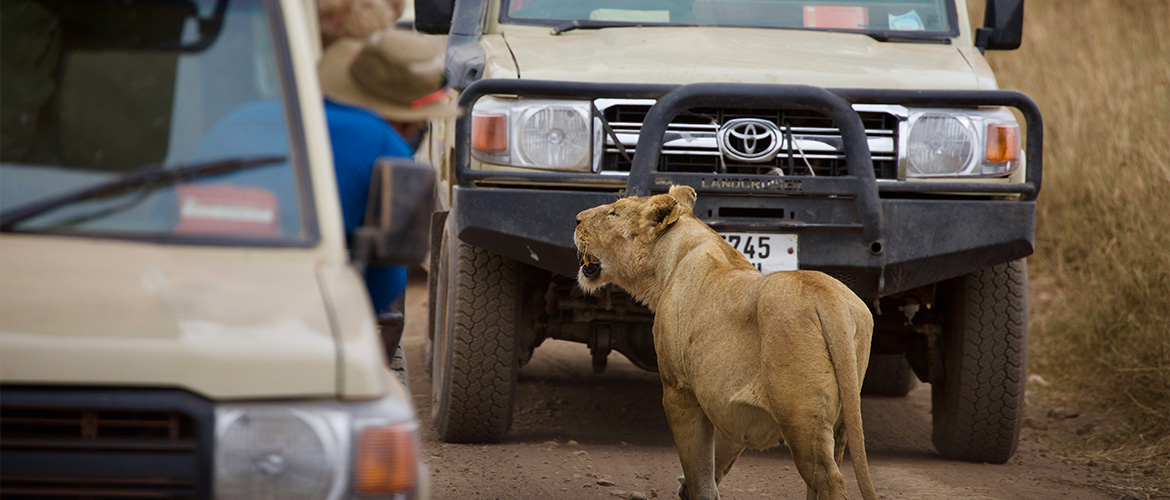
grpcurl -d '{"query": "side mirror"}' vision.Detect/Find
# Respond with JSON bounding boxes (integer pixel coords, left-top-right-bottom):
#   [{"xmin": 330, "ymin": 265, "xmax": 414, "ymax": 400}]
[
  {"xmin": 353, "ymin": 159, "xmax": 435, "ymax": 268},
  {"xmin": 976, "ymin": 0, "xmax": 1024, "ymax": 51},
  {"xmin": 415, "ymin": 0, "xmax": 456, "ymax": 34}
]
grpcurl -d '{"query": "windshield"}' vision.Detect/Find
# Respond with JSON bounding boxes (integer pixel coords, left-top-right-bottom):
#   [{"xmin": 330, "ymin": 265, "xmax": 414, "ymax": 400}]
[
  {"xmin": 0, "ymin": 0, "xmax": 313, "ymax": 243},
  {"xmin": 504, "ymin": 0, "xmax": 956, "ymax": 38}
]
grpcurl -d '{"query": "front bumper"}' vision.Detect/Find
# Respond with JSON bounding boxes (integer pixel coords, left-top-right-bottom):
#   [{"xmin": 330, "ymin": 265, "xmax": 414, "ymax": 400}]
[
  {"xmin": 0, "ymin": 386, "xmax": 423, "ymax": 500},
  {"xmin": 455, "ymin": 187, "xmax": 1032, "ymax": 297},
  {"xmin": 450, "ymin": 81, "xmax": 1042, "ymax": 298}
]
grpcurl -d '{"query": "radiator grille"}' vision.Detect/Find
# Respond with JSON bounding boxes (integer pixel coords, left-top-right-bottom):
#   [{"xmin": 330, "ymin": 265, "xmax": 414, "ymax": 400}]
[
  {"xmin": 1, "ymin": 407, "xmax": 196, "ymax": 444},
  {"xmin": 0, "ymin": 389, "xmax": 211, "ymax": 499},
  {"xmin": 599, "ymin": 103, "xmax": 901, "ymax": 179}
]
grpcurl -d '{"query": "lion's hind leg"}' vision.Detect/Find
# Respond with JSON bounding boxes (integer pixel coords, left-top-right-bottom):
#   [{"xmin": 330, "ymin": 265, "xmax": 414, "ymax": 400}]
[
  {"xmin": 772, "ymin": 391, "xmax": 848, "ymax": 500},
  {"xmin": 785, "ymin": 417, "xmax": 848, "ymax": 500},
  {"xmin": 663, "ymin": 387, "xmax": 717, "ymax": 500},
  {"xmin": 833, "ymin": 414, "xmax": 847, "ymax": 466}
]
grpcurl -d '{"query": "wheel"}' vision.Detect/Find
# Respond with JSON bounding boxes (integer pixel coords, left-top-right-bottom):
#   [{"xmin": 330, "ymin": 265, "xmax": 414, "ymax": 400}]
[
  {"xmin": 426, "ymin": 217, "xmax": 452, "ymax": 381},
  {"xmin": 932, "ymin": 259, "xmax": 1028, "ymax": 463},
  {"xmin": 424, "ymin": 239, "xmax": 445, "ymax": 377},
  {"xmin": 861, "ymin": 354, "xmax": 917, "ymax": 397},
  {"xmin": 430, "ymin": 219, "xmax": 519, "ymax": 443},
  {"xmin": 389, "ymin": 342, "xmax": 409, "ymax": 392},
  {"xmin": 424, "ymin": 212, "xmax": 450, "ymax": 376}
]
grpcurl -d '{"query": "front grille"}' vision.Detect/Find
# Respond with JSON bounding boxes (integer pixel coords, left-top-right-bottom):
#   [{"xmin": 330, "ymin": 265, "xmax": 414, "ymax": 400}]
[
  {"xmin": 827, "ymin": 271, "xmax": 859, "ymax": 290},
  {"xmin": 599, "ymin": 102, "xmax": 901, "ymax": 179},
  {"xmin": 0, "ymin": 388, "xmax": 212, "ymax": 499},
  {"xmin": 2, "ymin": 407, "xmax": 196, "ymax": 443}
]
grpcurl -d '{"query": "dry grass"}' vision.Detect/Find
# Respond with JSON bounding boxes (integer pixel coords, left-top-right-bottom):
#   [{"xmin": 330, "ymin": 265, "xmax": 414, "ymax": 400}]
[{"xmin": 972, "ymin": 0, "xmax": 1170, "ymax": 493}]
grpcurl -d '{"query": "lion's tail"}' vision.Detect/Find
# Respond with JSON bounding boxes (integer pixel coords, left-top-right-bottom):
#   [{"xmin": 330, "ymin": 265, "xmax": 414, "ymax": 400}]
[{"xmin": 816, "ymin": 300, "xmax": 878, "ymax": 500}]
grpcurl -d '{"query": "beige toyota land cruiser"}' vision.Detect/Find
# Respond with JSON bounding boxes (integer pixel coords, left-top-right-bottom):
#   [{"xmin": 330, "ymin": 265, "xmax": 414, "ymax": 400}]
[
  {"xmin": 0, "ymin": 0, "xmax": 431, "ymax": 497},
  {"xmin": 414, "ymin": 0, "xmax": 1042, "ymax": 465}
]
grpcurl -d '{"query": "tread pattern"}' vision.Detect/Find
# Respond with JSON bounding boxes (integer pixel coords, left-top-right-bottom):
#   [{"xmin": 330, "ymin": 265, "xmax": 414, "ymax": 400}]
[
  {"xmin": 433, "ymin": 241, "xmax": 518, "ymax": 443},
  {"xmin": 932, "ymin": 259, "xmax": 1028, "ymax": 463},
  {"xmin": 389, "ymin": 343, "xmax": 410, "ymax": 392}
]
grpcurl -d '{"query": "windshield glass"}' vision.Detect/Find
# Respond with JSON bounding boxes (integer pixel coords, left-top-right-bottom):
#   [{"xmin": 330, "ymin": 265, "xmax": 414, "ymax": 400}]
[
  {"xmin": 0, "ymin": 0, "xmax": 313, "ymax": 242},
  {"xmin": 505, "ymin": 0, "xmax": 956, "ymax": 37}
]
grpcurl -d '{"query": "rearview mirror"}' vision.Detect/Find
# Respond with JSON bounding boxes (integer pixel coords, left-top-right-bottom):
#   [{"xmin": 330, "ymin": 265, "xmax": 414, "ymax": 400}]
[
  {"xmin": 414, "ymin": 0, "xmax": 456, "ymax": 34},
  {"xmin": 976, "ymin": 0, "xmax": 1024, "ymax": 51},
  {"xmin": 352, "ymin": 159, "xmax": 435, "ymax": 268}
]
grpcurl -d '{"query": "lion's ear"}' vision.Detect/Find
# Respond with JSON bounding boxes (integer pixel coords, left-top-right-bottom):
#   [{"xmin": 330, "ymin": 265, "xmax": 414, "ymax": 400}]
[
  {"xmin": 646, "ymin": 193, "xmax": 683, "ymax": 237},
  {"xmin": 668, "ymin": 185, "xmax": 696, "ymax": 211}
]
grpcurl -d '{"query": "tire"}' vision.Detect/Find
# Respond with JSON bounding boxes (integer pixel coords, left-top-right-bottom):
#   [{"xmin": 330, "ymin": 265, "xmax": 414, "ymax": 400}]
[
  {"xmin": 861, "ymin": 354, "xmax": 917, "ymax": 397},
  {"xmin": 424, "ymin": 248, "xmax": 444, "ymax": 377},
  {"xmin": 430, "ymin": 221, "xmax": 519, "ymax": 443},
  {"xmin": 424, "ymin": 212, "xmax": 449, "ymax": 377},
  {"xmin": 389, "ymin": 342, "xmax": 410, "ymax": 392},
  {"xmin": 932, "ymin": 259, "xmax": 1028, "ymax": 463}
]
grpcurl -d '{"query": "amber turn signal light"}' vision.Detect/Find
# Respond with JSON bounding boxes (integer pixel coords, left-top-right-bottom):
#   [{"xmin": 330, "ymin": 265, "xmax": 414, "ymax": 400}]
[
  {"xmin": 355, "ymin": 423, "xmax": 419, "ymax": 494},
  {"xmin": 985, "ymin": 123, "xmax": 1019, "ymax": 163},
  {"xmin": 472, "ymin": 113, "xmax": 508, "ymax": 153}
]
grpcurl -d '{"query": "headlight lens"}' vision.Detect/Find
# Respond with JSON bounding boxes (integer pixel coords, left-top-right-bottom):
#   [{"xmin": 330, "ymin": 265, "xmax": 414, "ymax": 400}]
[
  {"xmin": 907, "ymin": 113, "xmax": 974, "ymax": 176},
  {"xmin": 905, "ymin": 107, "xmax": 1021, "ymax": 178},
  {"xmin": 471, "ymin": 97, "xmax": 600, "ymax": 172},
  {"xmin": 518, "ymin": 106, "xmax": 591, "ymax": 168},
  {"xmin": 214, "ymin": 397, "xmax": 420, "ymax": 500},
  {"xmin": 215, "ymin": 408, "xmax": 339, "ymax": 500}
]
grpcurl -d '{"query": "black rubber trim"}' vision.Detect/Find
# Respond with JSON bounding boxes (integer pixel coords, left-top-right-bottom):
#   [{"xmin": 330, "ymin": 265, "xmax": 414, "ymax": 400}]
[{"xmin": 0, "ymin": 386, "xmax": 215, "ymax": 500}]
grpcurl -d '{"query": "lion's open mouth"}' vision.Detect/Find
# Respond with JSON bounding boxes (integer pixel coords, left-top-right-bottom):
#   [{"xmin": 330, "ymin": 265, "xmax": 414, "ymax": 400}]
[{"xmin": 580, "ymin": 253, "xmax": 601, "ymax": 279}]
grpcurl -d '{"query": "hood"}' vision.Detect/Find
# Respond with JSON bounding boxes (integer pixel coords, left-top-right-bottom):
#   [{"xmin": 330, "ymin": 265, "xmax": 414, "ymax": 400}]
[
  {"xmin": 0, "ymin": 235, "xmax": 341, "ymax": 399},
  {"xmin": 501, "ymin": 26, "xmax": 993, "ymax": 89}
]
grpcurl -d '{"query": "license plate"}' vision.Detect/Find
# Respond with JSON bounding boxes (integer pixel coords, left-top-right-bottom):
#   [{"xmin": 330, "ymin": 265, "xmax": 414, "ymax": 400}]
[{"xmin": 718, "ymin": 232, "xmax": 798, "ymax": 273}]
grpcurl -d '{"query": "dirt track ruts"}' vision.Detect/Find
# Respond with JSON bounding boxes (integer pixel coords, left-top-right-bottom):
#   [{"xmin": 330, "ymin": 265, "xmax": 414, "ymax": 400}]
[{"xmin": 400, "ymin": 273, "xmax": 1113, "ymax": 500}]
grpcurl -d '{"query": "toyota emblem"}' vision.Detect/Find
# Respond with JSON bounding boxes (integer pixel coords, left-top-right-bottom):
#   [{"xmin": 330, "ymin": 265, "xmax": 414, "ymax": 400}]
[{"xmin": 717, "ymin": 118, "xmax": 783, "ymax": 163}]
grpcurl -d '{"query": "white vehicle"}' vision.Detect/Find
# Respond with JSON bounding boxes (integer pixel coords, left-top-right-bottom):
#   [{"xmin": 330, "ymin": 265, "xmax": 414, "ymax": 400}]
[
  {"xmin": 0, "ymin": 0, "xmax": 430, "ymax": 497},
  {"xmin": 415, "ymin": 0, "xmax": 1040, "ymax": 465}
]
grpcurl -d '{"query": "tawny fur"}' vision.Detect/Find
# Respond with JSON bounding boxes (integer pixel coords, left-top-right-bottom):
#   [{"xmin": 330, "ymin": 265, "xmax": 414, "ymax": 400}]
[{"xmin": 575, "ymin": 185, "xmax": 878, "ymax": 500}]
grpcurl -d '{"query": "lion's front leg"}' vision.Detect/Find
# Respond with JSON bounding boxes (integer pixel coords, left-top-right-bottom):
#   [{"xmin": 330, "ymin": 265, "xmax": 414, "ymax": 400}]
[
  {"xmin": 714, "ymin": 432, "xmax": 746, "ymax": 486},
  {"xmin": 663, "ymin": 386, "xmax": 718, "ymax": 500}
]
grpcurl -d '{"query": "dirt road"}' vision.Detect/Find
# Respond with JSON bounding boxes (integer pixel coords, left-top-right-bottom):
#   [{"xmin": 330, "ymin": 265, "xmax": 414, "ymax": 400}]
[{"xmin": 399, "ymin": 274, "xmax": 1113, "ymax": 500}]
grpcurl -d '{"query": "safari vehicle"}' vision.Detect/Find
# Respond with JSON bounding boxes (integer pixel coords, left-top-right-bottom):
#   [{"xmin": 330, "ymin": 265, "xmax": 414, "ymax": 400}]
[
  {"xmin": 415, "ymin": 0, "xmax": 1039, "ymax": 464},
  {"xmin": 0, "ymin": 0, "xmax": 432, "ymax": 497}
]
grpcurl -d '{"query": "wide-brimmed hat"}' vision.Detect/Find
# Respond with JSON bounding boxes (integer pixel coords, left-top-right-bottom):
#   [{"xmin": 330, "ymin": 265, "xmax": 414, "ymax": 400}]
[
  {"xmin": 319, "ymin": 0, "xmax": 405, "ymax": 46},
  {"xmin": 318, "ymin": 28, "xmax": 458, "ymax": 122}
]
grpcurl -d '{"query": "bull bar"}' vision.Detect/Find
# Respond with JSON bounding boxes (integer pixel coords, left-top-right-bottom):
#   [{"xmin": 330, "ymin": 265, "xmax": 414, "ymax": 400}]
[{"xmin": 447, "ymin": 79, "xmax": 1042, "ymax": 298}]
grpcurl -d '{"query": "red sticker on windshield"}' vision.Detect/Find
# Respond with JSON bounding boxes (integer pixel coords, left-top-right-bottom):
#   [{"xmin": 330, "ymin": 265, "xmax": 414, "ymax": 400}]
[
  {"xmin": 175, "ymin": 184, "xmax": 280, "ymax": 237},
  {"xmin": 803, "ymin": 6, "xmax": 868, "ymax": 29}
]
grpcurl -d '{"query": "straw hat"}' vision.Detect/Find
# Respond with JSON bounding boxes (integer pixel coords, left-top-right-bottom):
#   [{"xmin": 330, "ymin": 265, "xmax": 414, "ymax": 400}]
[
  {"xmin": 319, "ymin": 0, "xmax": 405, "ymax": 46},
  {"xmin": 318, "ymin": 28, "xmax": 458, "ymax": 122}
]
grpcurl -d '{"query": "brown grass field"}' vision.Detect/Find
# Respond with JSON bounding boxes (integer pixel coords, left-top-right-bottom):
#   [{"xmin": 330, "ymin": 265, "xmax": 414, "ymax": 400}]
[{"xmin": 973, "ymin": 0, "xmax": 1169, "ymax": 495}]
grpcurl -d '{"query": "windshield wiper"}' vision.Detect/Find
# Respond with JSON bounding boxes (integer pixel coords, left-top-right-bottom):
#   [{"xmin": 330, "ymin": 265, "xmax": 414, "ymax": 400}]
[
  {"xmin": 0, "ymin": 155, "xmax": 287, "ymax": 231},
  {"xmin": 854, "ymin": 29, "xmax": 951, "ymax": 44},
  {"xmin": 550, "ymin": 20, "xmax": 947, "ymax": 43},
  {"xmin": 551, "ymin": 19, "xmax": 692, "ymax": 35}
]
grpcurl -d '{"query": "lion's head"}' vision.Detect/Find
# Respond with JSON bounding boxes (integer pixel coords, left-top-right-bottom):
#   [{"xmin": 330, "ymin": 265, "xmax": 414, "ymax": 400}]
[{"xmin": 574, "ymin": 185, "xmax": 698, "ymax": 302}]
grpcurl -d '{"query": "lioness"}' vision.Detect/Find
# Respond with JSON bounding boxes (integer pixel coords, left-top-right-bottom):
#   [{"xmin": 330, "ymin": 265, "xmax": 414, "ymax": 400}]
[{"xmin": 574, "ymin": 185, "xmax": 877, "ymax": 500}]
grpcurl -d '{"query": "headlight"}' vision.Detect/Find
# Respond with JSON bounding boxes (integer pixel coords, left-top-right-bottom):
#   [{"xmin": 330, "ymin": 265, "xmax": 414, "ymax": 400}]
[
  {"xmin": 214, "ymin": 397, "xmax": 420, "ymax": 500},
  {"xmin": 905, "ymin": 108, "xmax": 1021, "ymax": 178},
  {"xmin": 215, "ymin": 408, "xmax": 339, "ymax": 500},
  {"xmin": 471, "ymin": 97, "xmax": 601, "ymax": 172}
]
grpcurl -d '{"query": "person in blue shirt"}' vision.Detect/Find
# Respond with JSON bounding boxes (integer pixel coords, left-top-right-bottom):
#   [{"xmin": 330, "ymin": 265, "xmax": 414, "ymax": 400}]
[
  {"xmin": 317, "ymin": 28, "xmax": 456, "ymax": 315},
  {"xmin": 323, "ymin": 99, "xmax": 414, "ymax": 314}
]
